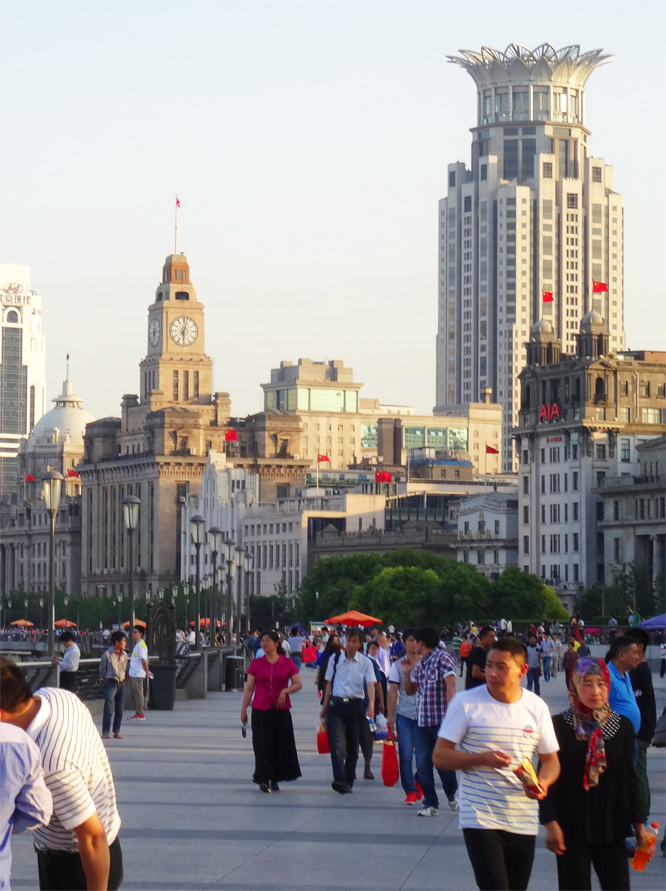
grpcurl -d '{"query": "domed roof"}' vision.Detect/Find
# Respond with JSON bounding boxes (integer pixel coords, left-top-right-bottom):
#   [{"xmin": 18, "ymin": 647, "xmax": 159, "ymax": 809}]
[
  {"xmin": 529, "ymin": 318, "xmax": 553, "ymax": 340},
  {"xmin": 580, "ymin": 310, "xmax": 605, "ymax": 332},
  {"xmin": 30, "ymin": 379, "xmax": 96, "ymax": 444}
]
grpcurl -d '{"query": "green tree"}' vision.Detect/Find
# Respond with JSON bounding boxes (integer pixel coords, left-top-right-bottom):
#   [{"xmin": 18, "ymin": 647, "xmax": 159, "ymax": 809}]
[
  {"xmin": 439, "ymin": 562, "xmax": 491, "ymax": 623},
  {"xmin": 296, "ymin": 553, "xmax": 384, "ymax": 623},
  {"xmin": 349, "ymin": 566, "xmax": 442, "ymax": 627},
  {"xmin": 489, "ymin": 567, "xmax": 546, "ymax": 619},
  {"xmin": 542, "ymin": 585, "xmax": 570, "ymax": 622}
]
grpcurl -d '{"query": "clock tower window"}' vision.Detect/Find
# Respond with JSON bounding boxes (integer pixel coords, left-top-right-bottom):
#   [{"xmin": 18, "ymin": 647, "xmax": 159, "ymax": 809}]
[
  {"xmin": 175, "ymin": 291, "xmax": 189, "ymax": 301},
  {"xmin": 173, "ymin": 371, "xmax": 178, "ymax": 401},
  {"xmin": 194, "ymin": 372, "xmax": 199, "ymax": 399},
  {"xmin": 184, "ymin": 371, "xmax": 189, "ymax": 400}
]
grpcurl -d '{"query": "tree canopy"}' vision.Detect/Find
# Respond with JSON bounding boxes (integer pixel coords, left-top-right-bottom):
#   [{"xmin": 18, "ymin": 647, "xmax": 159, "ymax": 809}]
[{"xmin": 296, "ymin": 549, "xmax": 567, "ymax": 627}]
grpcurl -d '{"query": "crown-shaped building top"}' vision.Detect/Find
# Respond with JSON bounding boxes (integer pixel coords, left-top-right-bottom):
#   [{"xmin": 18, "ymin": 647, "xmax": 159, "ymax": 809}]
[{"xmin": 448, "ymin": 43, "xmax": 612, "ymax": 88}]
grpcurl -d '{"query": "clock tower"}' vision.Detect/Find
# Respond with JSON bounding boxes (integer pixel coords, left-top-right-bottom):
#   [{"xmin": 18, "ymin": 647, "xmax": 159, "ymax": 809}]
[{"xmin": 139, "ymin": 254, "xmax": 213, "ymax": 409}]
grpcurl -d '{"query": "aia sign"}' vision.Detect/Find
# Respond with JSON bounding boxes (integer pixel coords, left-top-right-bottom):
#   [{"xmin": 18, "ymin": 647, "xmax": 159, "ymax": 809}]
[{"xmin": 538, "ymin": 403, "xmax": 561, "ymax": 422}]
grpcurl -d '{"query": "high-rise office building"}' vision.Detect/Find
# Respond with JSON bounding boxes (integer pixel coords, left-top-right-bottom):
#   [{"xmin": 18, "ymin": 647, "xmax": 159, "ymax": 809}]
[
  {"xmin": 435, "ymin": 44, "xmax": 625, "ymax": 471},
  {"xmin": 0, "ymin": 265, "xmax": 47, "ymax": 495}
]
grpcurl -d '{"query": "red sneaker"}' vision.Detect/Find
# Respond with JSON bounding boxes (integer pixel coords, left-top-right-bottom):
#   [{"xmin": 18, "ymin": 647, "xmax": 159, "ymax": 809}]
[
  {"xmin": 415, "ymin": 782, "xmax": 423, "ymax": 800},
  {"xmin": 404, "ymin": 792, "xmax": 418, "ymax": 805}
]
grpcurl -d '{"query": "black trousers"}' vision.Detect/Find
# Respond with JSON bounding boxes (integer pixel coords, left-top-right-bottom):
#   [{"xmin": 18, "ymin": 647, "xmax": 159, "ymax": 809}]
[
  {"xmin": 463, "ymin": 828, "xmax": 535, "ymax": 891},
  {"xmin": 37, "ymin": 835, "xmax": 123, "ymax": 890},
  {"xmin": 555, "ymin": 839, "xmax": 629, "ymax": 891},
  {"xmin": 58, "ymin": 671, "xmax": 77, "ymax": 693}
]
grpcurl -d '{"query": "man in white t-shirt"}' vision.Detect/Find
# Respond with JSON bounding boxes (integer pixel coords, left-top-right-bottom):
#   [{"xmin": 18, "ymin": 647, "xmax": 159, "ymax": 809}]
[
  {"xmin": 128, "ymin": 626, "xmax": 149, "ymax": 721},
  {"xmin": 433, "ymin": 637, "xmax": 560, "ymax": 891},
  {"xmin": 0, "ymin": 657, "xmax": 123, "ymax": 890}
]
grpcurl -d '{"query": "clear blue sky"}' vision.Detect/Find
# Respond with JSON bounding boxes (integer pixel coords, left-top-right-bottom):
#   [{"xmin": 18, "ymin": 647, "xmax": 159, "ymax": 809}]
[{"xmin": 2, "ymin": 0, "xmax": 664, "ymax": 421}]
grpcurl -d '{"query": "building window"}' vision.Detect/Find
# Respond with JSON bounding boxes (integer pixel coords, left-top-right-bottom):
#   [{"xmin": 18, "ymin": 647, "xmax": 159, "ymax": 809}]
[
  {"xmin": 523, "ymin": 535, "xmax": 529, "ymax": 555},
  {"xmin": 480, "ymin": 164, "xmax": 487, "ymax": 181},
  {"xmin": 523, "ymin": 506, "xmax": 529, "ymax": 524},
  {"xmin": 639, "ymin": 380, "xmax": 650, "ymax": 398},
  {"xmin": 173, "ymin": 371, "xmax": 178, "ymax": 401},
  {"xmin": 464, "ymin": 196, "xmax": 472, "ymax": 212},
  {"xmin": 572, "ymin": 471, "xmax": 578, "ymax": 491},
  {"xmin": 522, "ymin": 476, "xmax": 529, "ymax": 495},
  {"xmin": 592, "ymin": 167, "xmax": 602, "ymax": 183},
  {"xmin": 596, "ymin": 502, "xmax": 604, "ymax": 521},
  {"xmin": 566, "ymin": 193, "xmax": 578, "ymax": 209},
  {"xmin": 573, "ymin": 533, "xmax": 579, "ymax": 552},
  {"xmin": 449, "ymin": 171, "xmax": 456, "ymax": 188},
  {"xmin": 596, "ymin": 444, "xmax": 606, "ymax": 460},
  {"xmin": 620, "ymin": 439, "xmax": 630, "ymax": 462},
  {"xmin": 573, "ymin": 502, "xmax": 579, "ymax": 521},
  {"xmin": 596, "ymin": 471, "xmax": 606, "ymax": 486},
  {"xmin": 542, "ymin": 162, "xmax": 553, "ymax": 179},
  {"xmin": 572, "ymin": 444, "xmax": 578, "ymax": 460}
]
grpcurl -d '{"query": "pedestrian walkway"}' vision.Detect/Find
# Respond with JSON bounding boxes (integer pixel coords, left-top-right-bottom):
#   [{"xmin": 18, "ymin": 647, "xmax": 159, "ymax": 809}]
[{"xmin": 9, "ymin": 665, "xmax": 666, "ymax": 890}]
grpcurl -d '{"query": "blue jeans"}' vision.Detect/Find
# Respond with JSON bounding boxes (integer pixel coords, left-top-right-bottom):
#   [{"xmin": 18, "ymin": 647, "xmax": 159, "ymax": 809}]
[
  {"xmin": 103, "ymin": 680, "xmax": 126, "ymax": 735},
  {"xmin": 526, "ymin": 667, "xmax": 541, "ymax": 696},
  {"xmin": 326, "ymin": 697, "xmax": 365, "ymax": 787},
  {"xmin": 542, "ymin": 655, "xmax": 552, "ymax": 682},
  {"xmin": 396, "ymin": 713, "xmax": 419, "ymax": 795},
  {"xmin": 414, "ymin": 723, "xmax": 457, "ymax": 809},
  {"xmin": 290, "ymin": 654, "xmax": 302, "ymax": 671}
]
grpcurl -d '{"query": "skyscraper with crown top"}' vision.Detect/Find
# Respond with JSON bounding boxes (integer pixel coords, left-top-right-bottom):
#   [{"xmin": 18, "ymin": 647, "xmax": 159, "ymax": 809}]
[{"xmin": 434, "ymin": 44, "xmax": 625, "ymax": 471}]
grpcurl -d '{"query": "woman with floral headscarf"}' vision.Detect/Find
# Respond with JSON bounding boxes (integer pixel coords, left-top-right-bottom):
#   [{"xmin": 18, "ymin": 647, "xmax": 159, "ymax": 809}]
[{"xmin": 539, "ymin": 657, "xmax": 648, "ymax": 890}]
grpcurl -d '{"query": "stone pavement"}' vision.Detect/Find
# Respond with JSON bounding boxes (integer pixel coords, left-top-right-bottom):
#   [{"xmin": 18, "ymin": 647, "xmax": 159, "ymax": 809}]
[{"xmin": 9, "ymin": 661, "xmax": 666, "ymax": 890}]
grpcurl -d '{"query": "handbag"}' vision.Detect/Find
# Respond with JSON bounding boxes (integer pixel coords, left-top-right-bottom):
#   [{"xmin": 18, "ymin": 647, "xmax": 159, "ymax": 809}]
[
  {"xmin": 302, "ymin": 643, "xmax": 317, "ymax": 664},
  {"xmin": 652, "ymin": 707, "xmax": 666, "ymax": 748},
  {"xmin": 381, "ymin": 729, "xmax": 399, "ymax": 786},
  {"xmin": 317, "ymin": 722, "xmax": 331, "ymax": 754}
]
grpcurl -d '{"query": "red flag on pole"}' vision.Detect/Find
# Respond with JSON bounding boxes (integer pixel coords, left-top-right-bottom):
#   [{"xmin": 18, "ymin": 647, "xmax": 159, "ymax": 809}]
[
  {"xmin": 592, "ymin": 281, "xmax": 608, "ymax": 293},
  {"xmin": 485, "ymin": 445, "xmax": 499, "ymax": 455},
  {"xmin": 67, "ymin": 469, "xmax": 80, "ymax": 478},
  {"xmin": 25, "ymin": 474, "xmax": 36, "ymax": 482},
  {"xmin": 176, "ymin": 196, "xmax": 181, "ymax": 208},
  {"xmin": 542, "ymin": 291, "xmax": 554, "ymax": 302},
  {"xmin": 317, "ymin": 454, "xmax": 330, "ymax": 462},
  {"xmin": 225, "ymin": 429, "xmax": 239, "ymax": 442},
  {"xmin": 375, "ymin": 471, "xmax": 392, "ymax": 482}
]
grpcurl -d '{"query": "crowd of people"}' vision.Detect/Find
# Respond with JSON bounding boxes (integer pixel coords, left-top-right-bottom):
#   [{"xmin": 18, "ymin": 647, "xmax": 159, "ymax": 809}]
[{"xmin": 1, "ymin": 614, "xmax": 663, "ymax": 891}]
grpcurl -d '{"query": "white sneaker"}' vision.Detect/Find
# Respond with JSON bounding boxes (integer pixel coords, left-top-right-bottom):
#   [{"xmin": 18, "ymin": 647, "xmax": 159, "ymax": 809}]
[
  {"xmin": 448, "ymin": 792, "xmax": 459, "ymax": 811},
  {"xmin": 417, "ymin": 806, "xmax": 439, "ymax": 817}
]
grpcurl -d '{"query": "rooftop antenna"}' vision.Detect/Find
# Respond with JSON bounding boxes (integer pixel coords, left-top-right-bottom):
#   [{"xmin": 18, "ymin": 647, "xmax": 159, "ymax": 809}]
[
  {"xmin": 66, "ymin": 353, "xmax": 70, "ymax": 379},
  {"xmin": 175, "ymin": 195, "xmax": 181, "ymax": 253}
]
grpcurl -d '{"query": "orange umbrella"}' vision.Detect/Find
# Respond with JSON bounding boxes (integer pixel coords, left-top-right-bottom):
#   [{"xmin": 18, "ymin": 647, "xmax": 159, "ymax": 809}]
[
  {"xmin": 324, "ymin": 610, "xmax": 383, "ymax": 628},
  {"xmin": 121, "ymin": 619, "xmax": 147, "ymax": 628},
  {"xmin": 54, "ymin": 619, "xmax": 77, "ymax": 627},
  {"xmin": 11, "ymin": 619, "xmax": 34, "ymax": 627},
  {"xmin": 189, "ymin": 618, "xmax": 220, "ymax": 627}
]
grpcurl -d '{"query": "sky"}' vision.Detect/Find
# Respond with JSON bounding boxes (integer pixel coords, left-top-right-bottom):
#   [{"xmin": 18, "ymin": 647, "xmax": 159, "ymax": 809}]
[{"xmin": 2, "ymin": 0, "xmax": 665, "ymax": 422}]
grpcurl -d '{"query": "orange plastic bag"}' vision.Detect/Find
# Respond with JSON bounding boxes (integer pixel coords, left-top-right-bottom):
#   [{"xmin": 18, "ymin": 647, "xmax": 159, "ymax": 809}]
[{"xmin": 381, "ymin": 730, "xmax": 399, "ymax": 786}]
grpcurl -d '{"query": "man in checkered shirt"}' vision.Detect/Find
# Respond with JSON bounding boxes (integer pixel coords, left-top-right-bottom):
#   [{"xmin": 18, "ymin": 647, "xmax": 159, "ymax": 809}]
[{"xmin": 403, "ymin": 626, "xmax": 458, "ymax": 816}]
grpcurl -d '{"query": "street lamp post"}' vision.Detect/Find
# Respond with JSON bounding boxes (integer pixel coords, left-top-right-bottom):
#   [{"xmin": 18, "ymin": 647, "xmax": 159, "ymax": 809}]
[
  {"xmin": 7, "ymin": 599, "xmax": 12, "ymax": 627},
  {"xmin": 208, "ymin": 527, "xmax": 222, "ymax": 647},
  {"xmin": 122, "ymin": 495, "xmax": 140, "ymax": 630},
  {"xmin": 190, "ymin": 515, "xmax": 205, "ymax": 651},
  {"xmin": 223, "ymin": 539, "xmax": 237, "ymax": 645},
  {"xmin": 42, "ymin": 470, "xmax": 64, "ymax": 659},
  {"xmin": 116, "ymin": 592, "xmax": 123, "ymax": 629},
  {"xmin": 24, "ymin": 598, "xmax": 29, "ymax": 622},
  {"xmin": 39, "ymin": 598, "xmax": 44, "ymax": 630},
  {"xmin": 63, "ymin": 596, "xmax": 69, "ymax": 625},
  {"xmin": 242, "ymin": 549, "xmax": 254, "ymax": 634}
]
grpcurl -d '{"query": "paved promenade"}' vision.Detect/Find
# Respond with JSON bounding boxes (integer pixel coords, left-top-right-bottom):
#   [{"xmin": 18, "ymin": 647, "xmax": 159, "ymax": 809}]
[{"xmin": 10, "ymin": 661, "xmax": 666, "ymax": 891}]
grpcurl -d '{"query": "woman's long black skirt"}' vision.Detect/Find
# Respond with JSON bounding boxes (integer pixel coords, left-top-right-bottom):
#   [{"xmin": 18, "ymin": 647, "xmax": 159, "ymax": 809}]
[{"xmin": 251, "ymin": 706, "xmax": 302, "ymax": 785}]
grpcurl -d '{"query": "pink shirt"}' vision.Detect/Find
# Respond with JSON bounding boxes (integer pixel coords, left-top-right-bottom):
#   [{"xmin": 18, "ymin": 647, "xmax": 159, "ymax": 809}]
[{"xmin": 248, "ymin": 655, "xmax": 298, "ymax": 711}]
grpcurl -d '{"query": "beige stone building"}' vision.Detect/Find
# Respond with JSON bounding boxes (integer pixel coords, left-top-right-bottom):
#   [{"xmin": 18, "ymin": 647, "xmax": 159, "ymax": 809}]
[{"xmin": 262, "ymin": 358, "xmax": 503, "ymax": 475}]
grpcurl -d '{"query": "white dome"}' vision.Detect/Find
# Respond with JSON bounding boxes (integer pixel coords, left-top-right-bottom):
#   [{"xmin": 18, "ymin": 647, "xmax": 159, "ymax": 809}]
[
  {"xmin": 30, "ymin": 379, "xmax": 95, "ymax": 444},
  {"xmin": 529, "ymin": 318, "xmax": 553, "ymax": 340},
  {"xmin": 580, "ymin": 309, "xmax": 604, "ymax": 332}
]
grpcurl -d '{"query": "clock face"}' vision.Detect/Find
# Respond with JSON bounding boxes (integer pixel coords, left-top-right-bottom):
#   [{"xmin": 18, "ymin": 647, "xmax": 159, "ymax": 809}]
[
  {"xmin": 169, "ymin": 316, "xmax": 198, "ymax": 346},
  {"xmin": 149, "ymin": 318, "xmax": 161, "ymax": 347}
]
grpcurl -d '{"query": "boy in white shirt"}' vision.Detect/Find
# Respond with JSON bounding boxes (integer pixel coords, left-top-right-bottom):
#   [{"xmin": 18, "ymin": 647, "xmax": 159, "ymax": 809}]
[{"xmin": 128, "ymin": 626, "xmax": 149, "ymax": 721}]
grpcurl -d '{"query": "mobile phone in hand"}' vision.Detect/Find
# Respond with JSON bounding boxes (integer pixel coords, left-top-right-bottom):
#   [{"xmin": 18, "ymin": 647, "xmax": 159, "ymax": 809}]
[{"xmin": 241, "ymin": 724, "xmax": 247, "ymax": 738}]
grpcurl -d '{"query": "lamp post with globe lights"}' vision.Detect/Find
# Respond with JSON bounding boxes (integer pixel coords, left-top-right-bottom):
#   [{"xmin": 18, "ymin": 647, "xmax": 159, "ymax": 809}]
[
  {"xmin": 190, "ymin": 515, "xmax": 205, "ymax": 651},
  {"xmin": 122, "ymin": 495, "xmax": 140, "ymax": 629},
  {"xmin": 42, "ymin": 470, "xmax": 64, "ymax": 658},
  {"xmin": 208, "ymin": 527, "xmax": 222, "ymax": 647}
]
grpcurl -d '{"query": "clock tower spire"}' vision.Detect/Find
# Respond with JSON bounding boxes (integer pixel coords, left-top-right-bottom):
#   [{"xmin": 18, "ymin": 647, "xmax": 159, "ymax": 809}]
[{"xmin": 139, "ymin": 254, "xmax": 213, "ymax": 410}]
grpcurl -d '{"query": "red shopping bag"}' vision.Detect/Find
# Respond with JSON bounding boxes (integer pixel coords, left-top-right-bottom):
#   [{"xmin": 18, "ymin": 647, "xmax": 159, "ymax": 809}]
[
  {"xmin": 381, "ymin": 730, "xmax": 399, "ymax": 786},
  {"xmin": 317, "ymin": 723, "xmax": 331, "ymax": 754}
]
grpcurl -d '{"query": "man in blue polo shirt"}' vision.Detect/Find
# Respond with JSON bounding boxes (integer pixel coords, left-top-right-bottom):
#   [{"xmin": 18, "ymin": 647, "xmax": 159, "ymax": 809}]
[{"xmin": 606, "ymin": 635, "xmax": 641, "ymax": 734}]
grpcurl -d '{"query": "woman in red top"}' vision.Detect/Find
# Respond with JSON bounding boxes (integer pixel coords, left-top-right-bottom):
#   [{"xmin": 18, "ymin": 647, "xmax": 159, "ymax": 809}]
[{"xmin": 240, "ymin": 630, "xmax": 303, "ymax": 793}]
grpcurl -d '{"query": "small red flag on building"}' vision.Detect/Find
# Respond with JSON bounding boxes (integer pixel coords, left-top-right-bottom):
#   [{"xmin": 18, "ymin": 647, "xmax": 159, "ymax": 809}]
[
  {"xmin": 542, "ymin": 290, "xmax": 554, "ymax": 302},
  {"xmin": 375, "ymin": 471, "xmax": 392, "ymax": 482},
  {"xmin": 592, "ymin": 281, "xmax": 608, "ymax": 293},
  {"xmin": 67, "ymin": 469, "xmax": 80, "ymax": 478},
  {"xmin": 485, "ymin": 445, "xmax": 499, "ymax": 455},
  {"xmin": 317, "ymin": 454, "xmax": 330, "ymax": 463},
  {"xmin": 25, "ymin": 474, "xmax": 36, "ymax": 482},
  {"xmin": 176, "ymin": 196, "xmax": 181, "ymax": 208},
  {"xmin": 224, "ymin": 429, "xmax": 238, "ymax": 442}
]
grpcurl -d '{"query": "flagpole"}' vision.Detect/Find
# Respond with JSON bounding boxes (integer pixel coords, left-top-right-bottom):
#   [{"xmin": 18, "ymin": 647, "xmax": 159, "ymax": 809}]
[
  {"xmin": 175, "ymin": 195, "xmax": 179, "ymax": 254},
  {"xmin": 484, "ymin": 446, "xmax": 488, "ymax": 492}
]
